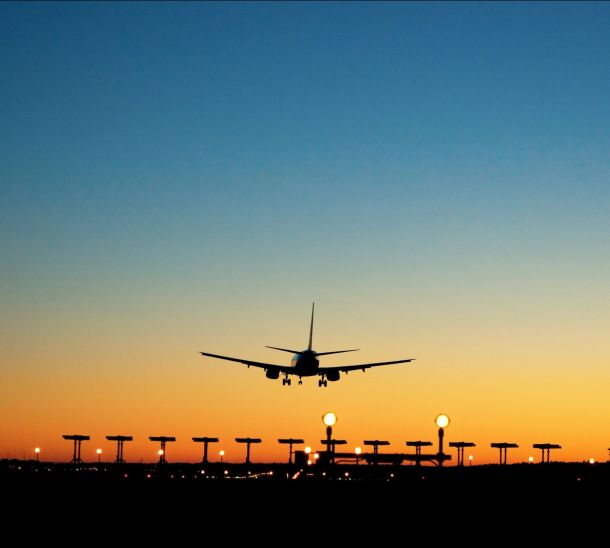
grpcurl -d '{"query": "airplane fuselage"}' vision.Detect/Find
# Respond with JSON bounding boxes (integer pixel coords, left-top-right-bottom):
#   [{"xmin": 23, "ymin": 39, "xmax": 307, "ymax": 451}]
[{"xmin": 290, "ymin": 350, "xmax": 320, "ymax": 376}]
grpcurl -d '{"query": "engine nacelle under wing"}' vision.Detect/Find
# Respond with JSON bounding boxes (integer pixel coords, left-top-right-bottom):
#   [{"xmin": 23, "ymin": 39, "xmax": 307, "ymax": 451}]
[
  {"xmin": 266, "ymin": 369, "xmax": 280, "ymax": 380},
  {"xmin": 326, "ymin": 370, "xmax": 340, "ymax": 382}
]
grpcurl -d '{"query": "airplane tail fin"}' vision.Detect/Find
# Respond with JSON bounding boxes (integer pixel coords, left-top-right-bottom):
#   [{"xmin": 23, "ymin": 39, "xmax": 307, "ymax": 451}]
[
  {"xmin": 308, "ymin": 303, "xmax": 314, "ymax": 351},
  {"xmin": 316, "ymin": 349, "xmax": 360, "ymax": 356}
]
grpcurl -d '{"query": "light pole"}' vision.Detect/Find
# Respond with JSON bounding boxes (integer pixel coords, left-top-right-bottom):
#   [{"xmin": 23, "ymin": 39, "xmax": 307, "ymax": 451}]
[
  {"xmin": 322, "ymin": 412, "xmax": 337, "ymax": 464},
  {"xmin": 96, "ymin": 448, "xmax": 102, "ymax": 463},
  {"xmin": 34, "ymin": 447, "xmax": 40, "ymax": 462},
  {"xmin": 355, "ymin": 446, "xmax": 362, "ymax": 465},
  {"xmin": 468, "ymin": 455, "xmax": 473, "ymax": 466},
  {"xmin": 435, "ymin": 414, "xmax": 450, "ymax": 467},
  {"xmin": 158, "ymin": 449, "xmax": 164, "ymax": 463},
  {"xmin": 219, "ymin": 450, "xmax": 225, "ymax": 463}
]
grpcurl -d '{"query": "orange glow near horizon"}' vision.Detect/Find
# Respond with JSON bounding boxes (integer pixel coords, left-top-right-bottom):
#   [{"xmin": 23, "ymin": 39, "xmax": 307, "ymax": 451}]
[{"xmin": 2, "ymin": 303, "xmax": 610, "ymax": 466}]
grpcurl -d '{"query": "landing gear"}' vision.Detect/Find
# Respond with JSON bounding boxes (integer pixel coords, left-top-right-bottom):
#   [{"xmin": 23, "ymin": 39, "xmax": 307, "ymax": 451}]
[
  {"xmin": 282, "ymin": 374, "xmax": 292, "ymax": 386},
  {"xmin": 318, "ymin": 378, "xmax": 328, "ymax": 387},
  {"xmin": 298, "ymin": 379, "xmax": 303, "ymax": 385}
]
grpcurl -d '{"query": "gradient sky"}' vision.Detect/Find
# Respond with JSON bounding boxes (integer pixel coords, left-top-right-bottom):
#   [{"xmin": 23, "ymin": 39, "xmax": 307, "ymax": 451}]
[{"xmin": 1, "ymin": 2, "xmax": 609, "ymax": 465}]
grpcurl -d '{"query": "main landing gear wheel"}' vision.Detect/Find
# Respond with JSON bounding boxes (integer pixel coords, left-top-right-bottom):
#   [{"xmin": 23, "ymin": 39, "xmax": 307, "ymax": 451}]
[
  {"xmin": 282, "ymin": 378, "xmax": 291, "ymax": 386},
  {"xmin": 318, "ymin": 379, "xmax": 328, "ymax": 387}
]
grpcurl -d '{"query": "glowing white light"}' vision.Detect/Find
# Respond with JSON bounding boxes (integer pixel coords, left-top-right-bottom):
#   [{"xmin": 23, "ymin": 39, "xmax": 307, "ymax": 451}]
[
  {"xmin": 96, "ymin": 448, "xmax": 102, "ymax": 455},
  {"xmin": 158, "ymin": 449, "xmax": 164, "ymax": 456},
  {"xmin": 219, "ymin": 450, "xmax": 225, "ymax": 456},
  {"xmin": 322, "ymin": 412, "xmax": 337, "ymax": 427},
  {"xmin": 589, "ymin": 458, "xmax": 595, "ymax": 464},
  {"xmin": 34, "ymin": 448, "xmax": 40, "ymax": 454},
  {"xmin": 355, "ymin": 447, "xmax": 362, "ymax": 455},
  {"xmin": 313, "ymin": 453, "xmax": 319, "ymax": 460},
  {"xmin": 304, "ymin": 446, "xmax": 312, "ymax": 454},
  {"xmin": 435, "ymin": 414, "xmax": 450, "ymax": 428},
  {"xmin": 468, "ymin": 455, "xmax": 473, "ymax": 461},
  {"xmin": 528, "ymin": 456, "xmax": 534, "ymax": 463}
]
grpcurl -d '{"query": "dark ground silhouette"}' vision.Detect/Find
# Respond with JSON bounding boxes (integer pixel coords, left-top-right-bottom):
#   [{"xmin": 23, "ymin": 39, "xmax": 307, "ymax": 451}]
[{"xmin": 2, "ymin": 459, "xmax": 608, "ymax": 540}]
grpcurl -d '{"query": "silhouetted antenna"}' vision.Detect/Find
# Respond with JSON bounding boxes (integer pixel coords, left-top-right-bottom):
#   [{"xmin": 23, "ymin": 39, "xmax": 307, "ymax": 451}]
[
  {"xmin": 406, "ymin": 441, "xmax": 433, "ymax": 466},
  {"xmin": 490, "ymin": 442, "xmax": 519, "ymax": 465},
  {"xmin": 363, "ymin": 440, "xmax": 390, "ymax": 465},
  {"xmin": 62, "ymin": 435, "xmax": 90, "ymax": 464},
  {"xmin": 448, "ymin": 442, "xmax": 476, "ymax": 466},
  {"xmin": 533, "ymin": 443, "xmax": 561, "ymax": 463},
  {"xmin": 149, "ymin": 436, "xmax": 176, "ymax": 464},
  {"xmin": 105, "ymin": 435, "xmax": 133, "ymax": 464},
  {"xmin": 192, "ymin": 437, "xmax": 219, "ymax": 464},
  {"xmin": 235, "ymin": 438, "xmax": 262, "ymax": 465},
  {"xmin": 278, "ymin": 438, "xmax": 305, "ymax": 464}
]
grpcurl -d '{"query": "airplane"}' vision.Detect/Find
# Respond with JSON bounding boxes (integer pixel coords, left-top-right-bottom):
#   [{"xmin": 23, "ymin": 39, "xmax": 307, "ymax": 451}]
[{"xmin": 200, "ymin": 303, "xmax": 414, "ymax": 387}]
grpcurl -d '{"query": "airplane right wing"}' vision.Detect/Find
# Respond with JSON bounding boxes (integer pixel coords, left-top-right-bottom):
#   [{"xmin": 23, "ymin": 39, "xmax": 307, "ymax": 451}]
[
  {"xmin": 319, "ymin": 358, "xmax": 414, "ymax": 374},
  {"xmin": 199, "ymin": 352, "xmax": 294, "ymax": 375}
]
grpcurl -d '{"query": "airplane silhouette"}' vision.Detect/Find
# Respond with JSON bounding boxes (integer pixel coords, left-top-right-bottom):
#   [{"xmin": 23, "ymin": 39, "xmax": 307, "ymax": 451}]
[{"xmin": 200, "ymin": 303, "xmax": 414, "ymax": 386}]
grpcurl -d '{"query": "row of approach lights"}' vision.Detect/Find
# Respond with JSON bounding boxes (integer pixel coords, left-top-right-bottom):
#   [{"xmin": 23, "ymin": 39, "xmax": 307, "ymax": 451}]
[{"xmin": 32, "ymin": 413, "xmax": 600, "ymax": 464}]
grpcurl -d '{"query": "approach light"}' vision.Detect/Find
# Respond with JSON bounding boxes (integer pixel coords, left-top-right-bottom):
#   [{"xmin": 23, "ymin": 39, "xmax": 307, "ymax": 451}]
[
  {"xmin": 528, "ymin": 456, "xmax": 534, "ymax": 463},
  {"xmin": 34, "ymin": 447, "xmax": 40, "ymax": 454},
  {"xmin": 304, "ymin": 446, "xmax": 312, "ymax": 454},
  {"xmin": 435, "ymin": 414, "xmax": 450, "ymax": 428},
  {"xmin": 355, "ymin": 447, "xmax": 362, "ymax": 455},
  {"xmin": 589, "ymin": 458, "xmax": 595, "ymax": 464},
  {"xmin": 219, "ymin": 450, "xmax": 225, "ymax": 456},
  {"xmin": 96, "ymin": 448, "xmax": 102, "ymax": 455},
  {"xmin": 322, "ymin": 412, "xmax": 337, "ymax": 427},
  {"xmin": 158, "ymin": 449, "xmax": 164, "ymax": 456},
  {"xmin": 313, "ymin": 453, "xmax": 319, "ymax": 460}
]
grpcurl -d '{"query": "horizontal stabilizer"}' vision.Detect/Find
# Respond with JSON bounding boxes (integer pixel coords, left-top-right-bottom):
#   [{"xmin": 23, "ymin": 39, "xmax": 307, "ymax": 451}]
[
  {"xmin": 316, "ymin": 349, "xmax": 360, "ymax": 356},
  {"xmin": 266, "ymin": 346, "xmax": 300, "ymax": 354}
]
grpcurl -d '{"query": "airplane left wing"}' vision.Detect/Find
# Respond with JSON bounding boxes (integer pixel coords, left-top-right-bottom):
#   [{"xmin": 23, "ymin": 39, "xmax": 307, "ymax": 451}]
[
  {"xmin": 199, "ymin": 352, "xmax": 293, "ymax": 375},
  {"xmin": 319, "ymin": 358, "xmax": 414, "ymax": 374}
]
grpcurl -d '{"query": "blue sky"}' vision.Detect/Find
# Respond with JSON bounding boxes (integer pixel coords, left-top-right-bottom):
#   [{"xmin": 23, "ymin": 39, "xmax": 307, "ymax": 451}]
[{"xmin": 2, "ymin": 1, "xmax": 609, "ymax": 352}]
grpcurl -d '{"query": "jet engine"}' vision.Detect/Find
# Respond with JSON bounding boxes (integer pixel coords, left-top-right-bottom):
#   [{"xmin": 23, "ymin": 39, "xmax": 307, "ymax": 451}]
[
  {"xmin": 326, "ymin": 370, "xmax": 340, "ymax": 382},
  {"xmin": 266, "ymin": 369, "xmax": 280, "ymax": 380}
]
